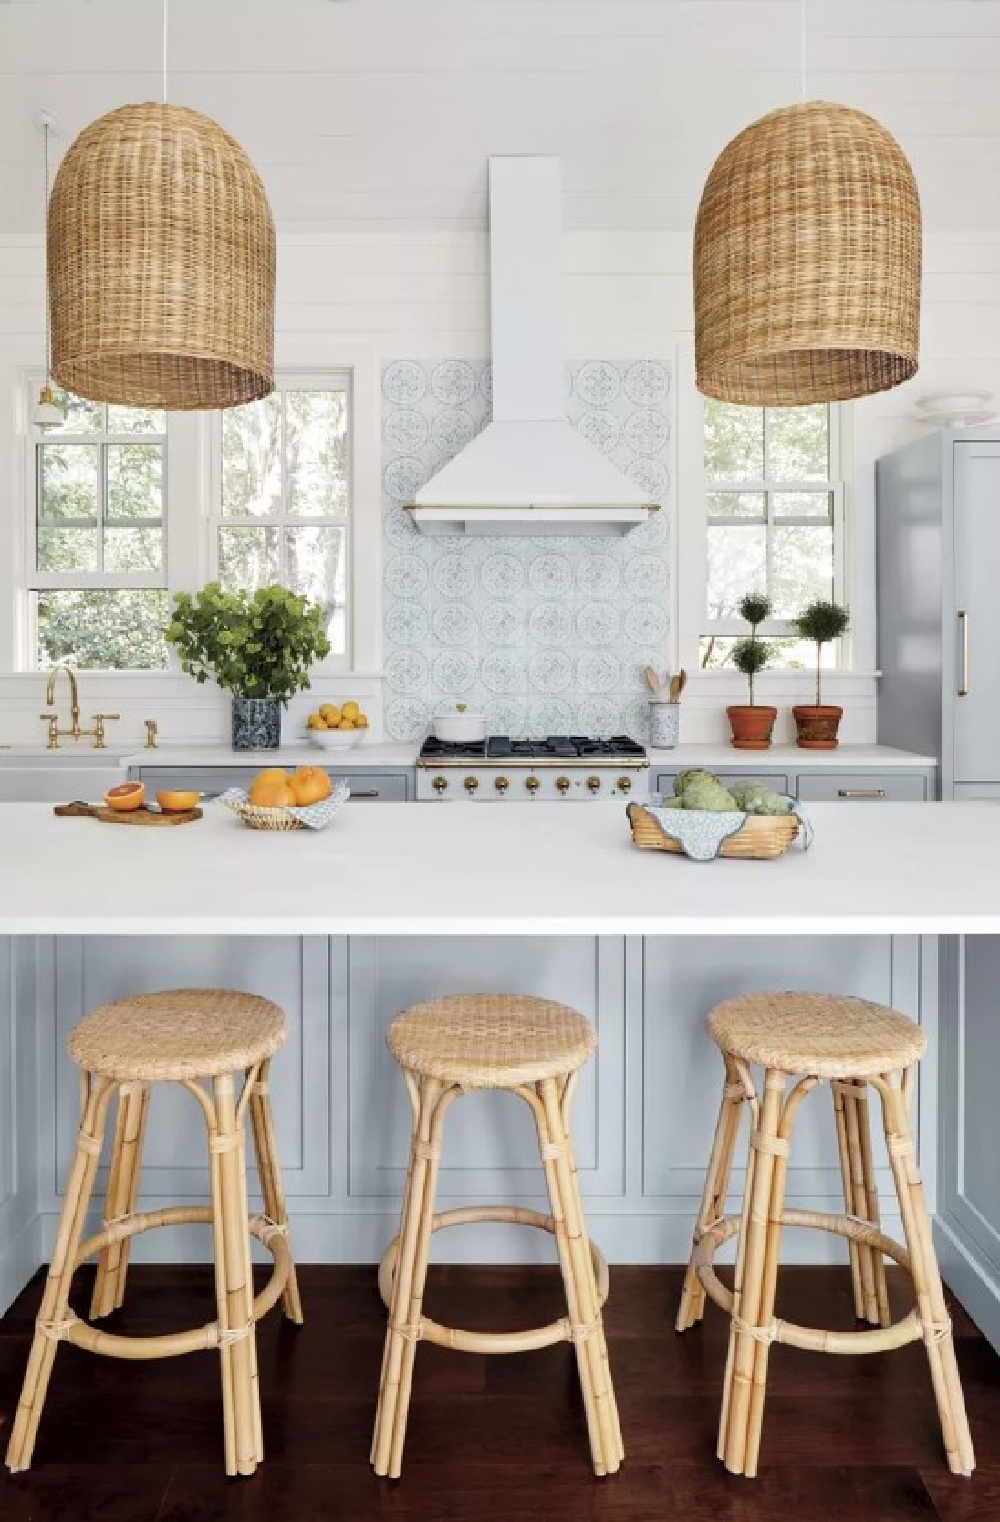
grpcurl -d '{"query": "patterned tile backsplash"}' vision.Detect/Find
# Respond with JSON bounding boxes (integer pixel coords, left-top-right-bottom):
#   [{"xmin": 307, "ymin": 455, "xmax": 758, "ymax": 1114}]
[{"xmin": 381, "ymin": 358, "xmax": 671, "ymax": 742}]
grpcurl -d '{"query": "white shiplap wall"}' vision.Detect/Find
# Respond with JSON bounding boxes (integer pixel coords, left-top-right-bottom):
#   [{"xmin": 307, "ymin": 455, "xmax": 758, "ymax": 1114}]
[{"xmin": 0, "ymin": 0, "xmax": 998, "ymax": 743}]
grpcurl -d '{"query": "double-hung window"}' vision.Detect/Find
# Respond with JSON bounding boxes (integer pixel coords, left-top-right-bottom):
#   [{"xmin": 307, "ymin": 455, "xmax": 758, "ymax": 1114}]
[
  {"xmin": 29, "ymin": 388, "xmax": 170, "ymax": 669},
  {"xmin": 213, "ymin": 374, "xmax": 351, "ymax": 659},
  {"xmin": 699, "ymin": 400, "xmax": 845, "ymax": 668}
]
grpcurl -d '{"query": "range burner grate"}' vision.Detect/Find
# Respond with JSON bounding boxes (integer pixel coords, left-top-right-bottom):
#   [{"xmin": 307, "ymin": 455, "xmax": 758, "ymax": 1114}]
[{"xmin": 419, "ymin": 733, "xmax": 646, "ymax": 762}]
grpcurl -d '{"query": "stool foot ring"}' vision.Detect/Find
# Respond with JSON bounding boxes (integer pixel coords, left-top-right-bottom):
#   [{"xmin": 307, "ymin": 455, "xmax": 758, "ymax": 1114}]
[
  {"xmin": 691, "ymin": 1209, "xmax": 922, "ymax": 1355},
  {"xmin": 378, "ymin": 1206, "xmax": 609, "ymax": 1355},
  {"xmin": 44, "ymin": 1207, "xmax": 293, "ymax": 1362}
]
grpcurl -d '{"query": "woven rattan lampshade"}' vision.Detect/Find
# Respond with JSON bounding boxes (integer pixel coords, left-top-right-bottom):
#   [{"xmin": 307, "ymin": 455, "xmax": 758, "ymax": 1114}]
[
  {"xmin": 694, "ymin": 101, "xmax": 921, "ymax": 406},
  {"xmin": 48, "ymin": 102, "xmax": 275, "ymax": 410}
]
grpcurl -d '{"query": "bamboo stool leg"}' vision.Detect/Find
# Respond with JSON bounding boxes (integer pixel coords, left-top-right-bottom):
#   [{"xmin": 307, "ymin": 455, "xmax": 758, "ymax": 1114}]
[
  {"xmin": 248, "ymin": 1060, "xmax": 303, "ymax": 1326},
  {"xmin": 90, "ymin": 1080, "xmax": 149, "ymax": 1321},
  {"xmin": 532, "ymin": 1076, "xmax": 622, "ymax": 1476},
  {"xmin": 719, "ymin": 1067, "xmax": 786, "ymax": 1478},
  {"xmin": 208, "ymin": 1073, "xmax": 261, "ymax": 1479},
  {"xmin": 370, "ymin": 1077, "xmax": 421, "ymax": 1468},
  {"xmin": 841, "ymin": 1080, "xmax": 888, "ymax": 1327},
  {"xmin": 6, "ymin": 1073, "xmax": 114, "ymax": 1473},
  {"xmin": 877, "ymin": 1069, "xmax": 975, "ymax": 1477},
  {"xmin": 832, "ymin": 1079, "xmax": 865, "ymax": 1320},
  {"xmin": 852, "ymin": 1080, "xmax": 891, "ymax": 1328},
  {"xmin": 372, "ymin": 1076, "xmax": 447, "ymax": 1480},
  {"xmin": 743, "ymin": 1075, "xmax": 817, "ymax": 1478},
  {"xmin": 677, "ymin": 1055, "xmax": 744, "ymax": 1332}
]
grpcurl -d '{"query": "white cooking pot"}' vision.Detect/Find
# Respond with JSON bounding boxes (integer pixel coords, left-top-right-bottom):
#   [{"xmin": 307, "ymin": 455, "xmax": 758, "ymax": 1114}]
[{"xmin": 431, "ymin": 706, "xmax": 488, "ymax": 743}]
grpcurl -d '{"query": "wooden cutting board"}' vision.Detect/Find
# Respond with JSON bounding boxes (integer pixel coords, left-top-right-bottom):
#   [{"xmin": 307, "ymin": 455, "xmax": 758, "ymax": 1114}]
[{"xmin": 54, "ymin": 802, "xmax": 202, "ymax": 827}]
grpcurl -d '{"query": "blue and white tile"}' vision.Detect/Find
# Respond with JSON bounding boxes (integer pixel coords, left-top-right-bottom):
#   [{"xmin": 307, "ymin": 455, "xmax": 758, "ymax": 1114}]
[
  {"xmin": 384, "ymin": 648, "xmax": 431, "ymax": 695},
  {"xmin": 527, "ymin": 551, "xmax": 573, "ymax": 599},
  {"xmin": 574, "ymin": 361, "xmax": 621, "ymax": 407},
  {"xmin": 623, "ymin": 555, "xmax": 669, "ymax": 598},
  {"xmin": 385, "ymin": 601, "xmax": 431, "ymax": 647},
  {"xmin": 577, "ymin": 650, "xmax": 621, "ymax": 694},
  {"xmin": 432, "ymin": 551, "xmax": 478, "ymax": 600},
  {"xmin": 527, "ymin": 649, "xmax": 573, "ymax": 696},
  {"xmin": 383, "ymin": 361, "xmax": 427, "ymax": 405},
  {"xmin": 576, "ymin": 601, "xmax": 620, "ymax": 646},
  {"xmin": 527, "ymin": 698, "xmax": 574, "ymax": 736},
  {"xmin": 576, "ymin": 410, "xmax": 621, "ymax": 454},
  {"xmin": 432, "ymin": 649, "xmax": 478, "ymax": 695},
  {"xmin": 480, "ymin": 600, "xmax": 526, "ymax": 647},
  {"xmin": 624, "ymin": 360, "xmax": 670, "ymax": 407},
  {"xmin": 527, "ymin": 601, "xmax": 573, "ymax": 647},
  {"xmin": 431, "ymin": 359, "xmax": 478, "ymax": 405},
  {"xmin": 575, "ymin": 697, "xmax": 619, "ymax": 738},
  {"xmin": 481, "ymin": 649, "xmax": 528, "ymax": 696},
  {"xmin": 385, "ymin": 696, "xmax": 431, "ymax": 742},
  {"xmin": 384, "ymin": 552, "xmax": 430, "ymax": 600},
  {"xmin": 576, "ymin": 552, "xmax": 622, "ymax": 599},
  {"xmin": 480, "ymin": 549, "xmax": 527, "ymax": 599},
  {"xmin": 623, "ymin": 409, "xmax": 670, "ymax": 456},
  {"xmin": 623, "ymin": 600, "xmax": 668, "ymax": 646},
  {"xmin": 432, "ymin": 601, "xmax": 477, "ymax": 647}
]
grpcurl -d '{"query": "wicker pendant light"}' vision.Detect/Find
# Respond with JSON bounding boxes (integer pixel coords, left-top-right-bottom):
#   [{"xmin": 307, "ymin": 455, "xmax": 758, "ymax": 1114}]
[
  {"xmin": 694, "ymin": 100, "xmax": 921, "ymax": 405},
  {"xmin": 48, "ymin": 100, "xmax": 275, "ymax": 409}
]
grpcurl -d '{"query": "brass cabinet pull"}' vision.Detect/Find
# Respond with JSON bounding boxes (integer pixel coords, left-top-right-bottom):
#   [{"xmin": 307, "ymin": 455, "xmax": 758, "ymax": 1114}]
[
  {"xmin": 958, "ymin": 609, "xmax": 969, "ymax": 696},
  {"xmin": 837, "ymin": 788, "xmax": 886, "ymax": 799}
]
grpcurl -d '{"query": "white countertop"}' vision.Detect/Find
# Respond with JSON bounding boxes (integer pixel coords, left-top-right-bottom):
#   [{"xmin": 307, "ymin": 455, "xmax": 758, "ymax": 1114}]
[
  {"xmin": 0, "ymin": 799, "xmax": 993, "ymax": 937},
  {"xmin": 645, "ymin": 744, "xmax": 936, "ymax": 770}
]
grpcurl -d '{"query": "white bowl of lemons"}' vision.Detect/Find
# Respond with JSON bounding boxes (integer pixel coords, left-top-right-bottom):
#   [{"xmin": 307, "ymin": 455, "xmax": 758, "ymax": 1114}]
[{"xmin": 306, "ymin": 701, "xmax": 369, "ymax": 750}]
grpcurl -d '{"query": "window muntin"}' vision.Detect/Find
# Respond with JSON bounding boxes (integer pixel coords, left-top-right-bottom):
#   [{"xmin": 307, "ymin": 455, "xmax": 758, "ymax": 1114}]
[
  {"xmin": 700, "ymin": 401, "xmax": 843, "ymax": 669},
  {"xmin": 29, "ymin": 388, "xmax": 170, "ymax": 670},
  {"xmin": 215, "ymin": 380, "xmax": 350, "ymax": 658}
]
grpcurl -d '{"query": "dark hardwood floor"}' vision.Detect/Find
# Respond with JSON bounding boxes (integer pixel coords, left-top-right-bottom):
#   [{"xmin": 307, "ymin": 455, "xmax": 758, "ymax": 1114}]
[{"xmin": 0, "ymin": 1262, "xmax": 998, "ymax": 1520}]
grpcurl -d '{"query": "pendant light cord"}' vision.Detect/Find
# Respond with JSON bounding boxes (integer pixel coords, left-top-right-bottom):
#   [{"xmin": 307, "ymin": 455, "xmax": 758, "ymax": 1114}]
[
  {"xmin": 162, "ymin": 0, "xmax": 169, "ymax": 104},
  {"xmin": 799, "ymin": 0, "xmax": 808, "ymax": 102}
]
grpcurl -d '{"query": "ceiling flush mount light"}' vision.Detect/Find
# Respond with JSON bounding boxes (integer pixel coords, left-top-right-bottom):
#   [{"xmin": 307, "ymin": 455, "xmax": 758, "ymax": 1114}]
[
  {"xmin": 693, "ymin": 3, "xmax": 921, "ymax": 405},
  {"xmin": 47, "ymin": 2, "xmax": 275, "ymax": 409},
  {"xmin": 33, "ymin": 109, "xmax": 63, "ymax": 430}
]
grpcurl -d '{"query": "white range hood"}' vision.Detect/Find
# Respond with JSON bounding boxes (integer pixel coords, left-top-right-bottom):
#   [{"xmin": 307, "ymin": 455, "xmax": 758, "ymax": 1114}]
[{"xmin": 407, "ymin": 156, "xmax": 659, "ymax": 536}]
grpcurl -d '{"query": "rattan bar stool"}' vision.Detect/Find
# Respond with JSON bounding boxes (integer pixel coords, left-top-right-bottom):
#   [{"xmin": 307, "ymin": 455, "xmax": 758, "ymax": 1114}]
[
  {"xmin": 371, "ymin": 993, "xmax": 623, "ymax": 1480},
  {"xmin": 676, "ymin": 992, "xmax": 974, "ymax": 1480},
  {"xmin": 5, "ymin": 989, "xmax": 303, "ymax": 1480}
]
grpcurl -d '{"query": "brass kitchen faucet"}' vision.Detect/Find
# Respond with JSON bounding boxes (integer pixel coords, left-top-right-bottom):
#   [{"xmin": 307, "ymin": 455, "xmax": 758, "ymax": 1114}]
[{"xmin": 40, "ymin": 663, "xmax": 119, "ymax": 749}]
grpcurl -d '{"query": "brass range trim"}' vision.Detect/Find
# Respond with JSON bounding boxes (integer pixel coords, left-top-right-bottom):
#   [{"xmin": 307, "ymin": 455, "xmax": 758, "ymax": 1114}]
[{"xmin": 417, "ymin": 756, "xmax": 650, "ymax": 770}]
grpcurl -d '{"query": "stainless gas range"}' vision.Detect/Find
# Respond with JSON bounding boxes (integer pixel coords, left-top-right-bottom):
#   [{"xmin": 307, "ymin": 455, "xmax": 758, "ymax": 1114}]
[{"xmin": 416, "ymin": 734, "xmax": 650, "ymax": 802}]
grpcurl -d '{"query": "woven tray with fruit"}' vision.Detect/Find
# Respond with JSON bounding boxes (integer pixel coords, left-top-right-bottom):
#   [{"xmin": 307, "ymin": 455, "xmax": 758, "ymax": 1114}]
[
  {"xmin": 220, "ymin": 766, "xmax": 350, "ymax": 831},
  {"xmin": 627, "ymin": 771, "xmax": 809, "ymax": 861}
]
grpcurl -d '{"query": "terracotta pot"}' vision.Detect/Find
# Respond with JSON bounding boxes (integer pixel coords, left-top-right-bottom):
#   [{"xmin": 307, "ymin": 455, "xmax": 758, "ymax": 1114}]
[
  {"xmin": 727, "ymin": 705, "xmax": 777, "ymax": 749},
  {"xmin": 793, "ymin": 704, "xmax": 843, "ymax": 749}
]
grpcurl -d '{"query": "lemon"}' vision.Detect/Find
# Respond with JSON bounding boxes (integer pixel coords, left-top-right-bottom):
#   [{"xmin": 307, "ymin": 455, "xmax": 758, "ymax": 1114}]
[
  {"xmin": 341, "ymin": 700, "xmax": 360, "ymax": 721},
  {"xmin": 306, "ymin": 713, "xmax": 326, "ymax": 730},
  {"xmin": 338, "ymin": 718, "xmax": 356, "ymax": 730},
  {"xmin": 355, "ymin": 713, "xmax": 369, "ymax": 728},
  {"xmin": 320, "ymin": 703, "xmax": 341, "ymax": 725}
]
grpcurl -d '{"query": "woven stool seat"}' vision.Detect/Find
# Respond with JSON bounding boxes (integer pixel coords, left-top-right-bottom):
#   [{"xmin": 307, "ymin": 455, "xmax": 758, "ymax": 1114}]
[
  {"xmin": 708, "ymin": 992, "xmax": 926, "ymax": 1079},
  {"xmin": 67, "ymin": 989, "xmax": 286, "ymax": 1082},
  {"xmin": 386, "ymin": 994, "xmax": 597, "ymax": 1088}
]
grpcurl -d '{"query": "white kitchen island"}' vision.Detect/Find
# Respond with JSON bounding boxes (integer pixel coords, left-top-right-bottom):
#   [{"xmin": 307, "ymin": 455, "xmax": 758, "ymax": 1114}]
[{"xmin": 0, "ymin": 800, "xmax": 997, "ymax": 1353}]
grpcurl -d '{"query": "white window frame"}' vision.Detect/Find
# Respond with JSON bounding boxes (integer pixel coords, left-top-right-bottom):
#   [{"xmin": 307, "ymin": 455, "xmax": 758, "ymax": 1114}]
[
  {"xmin": 207, "ymin": 364, "xmax": 378, "ymax": 677},
  {"xmin": 20, "ymin": 375, "xmax": 204, "ymax": 671},
  {"xmin": 675, "ymin": 337, "xmax": 855, "ymax": 674}
]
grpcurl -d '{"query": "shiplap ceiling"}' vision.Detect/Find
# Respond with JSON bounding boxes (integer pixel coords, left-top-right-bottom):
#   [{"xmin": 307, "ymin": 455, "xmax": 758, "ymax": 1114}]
[{"xmin": 2, "ymin": 0, "xmax": 1000, "ymax": 234}]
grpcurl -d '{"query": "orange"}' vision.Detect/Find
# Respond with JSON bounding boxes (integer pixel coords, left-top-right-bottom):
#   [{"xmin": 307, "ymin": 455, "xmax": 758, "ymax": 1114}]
[
  {"xmin": 249, "ymin": 777, "xmax": 297, "ymax": 808},
  {"xmin": 291, "ymin": 765, "xmax": 332, "ymax": 806},
  {"xmin": 104, "ymin": 782, "xmax": 145, "ymax": 813},
  {"xmin": 155, "ymin": 789, "xmax": 199, "ymax": 814},
  {"xmin": 253, "ymin": 767, "xmax": 290, "ymax": 787}
]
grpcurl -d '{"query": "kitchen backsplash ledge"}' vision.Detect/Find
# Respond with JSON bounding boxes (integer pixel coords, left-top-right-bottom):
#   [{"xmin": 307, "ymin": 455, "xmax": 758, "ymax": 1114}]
[{"xmin": 381, "ymin": 357, "xmax": 672, "ymax": 742}]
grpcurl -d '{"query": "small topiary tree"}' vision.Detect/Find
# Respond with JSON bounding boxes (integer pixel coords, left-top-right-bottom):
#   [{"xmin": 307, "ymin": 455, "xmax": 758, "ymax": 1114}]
[
  {"xmin": 732, "ymin": 635, "xmax": 770, "ymax": 707},
  {"xmin": 732, "ymin": 592, "xmax": 771, "ymax": 706},
  {"xmin": 795, "ymin": 598, "xmax": 850, "ymax": 707}
]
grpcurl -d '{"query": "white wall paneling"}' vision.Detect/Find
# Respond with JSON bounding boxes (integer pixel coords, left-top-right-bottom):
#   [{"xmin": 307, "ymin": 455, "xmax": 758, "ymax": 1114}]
[{"xmin": 0, "ymin": 928, "xmax": 951, "ymax": 1301}]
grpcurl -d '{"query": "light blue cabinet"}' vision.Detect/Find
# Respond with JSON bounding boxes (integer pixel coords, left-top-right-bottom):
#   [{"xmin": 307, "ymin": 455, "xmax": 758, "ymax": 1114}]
[{"xmin": 129, "ymin": 764, "xmax": 414, "ymax": 801}]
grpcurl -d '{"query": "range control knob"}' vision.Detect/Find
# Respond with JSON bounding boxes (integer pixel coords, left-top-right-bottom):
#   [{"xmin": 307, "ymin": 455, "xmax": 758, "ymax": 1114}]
[
  {"xmin": 587, "ymin": 775, "xmax": 601, "ymax": 794},
  {"xmin": 495, "ymin": 775, "xmax": 509, "ymax": 794},
  {"xmin": 525, "ymin": 775, "xmax": 540, "ymax": 794},
  {"xmin": 618, "ymin": 775, "xmax": 632, "ymax": 794},
  {"xmin": 432, "ymin": 776, "xmax": 448, "ymax": 794},
  {"xmin": 464, "ymin": 775, "xmax": 479, "ymax": 794},
  {"xmin": 556, "ymin": 776, "xmax": 571, "ymax": 795}
]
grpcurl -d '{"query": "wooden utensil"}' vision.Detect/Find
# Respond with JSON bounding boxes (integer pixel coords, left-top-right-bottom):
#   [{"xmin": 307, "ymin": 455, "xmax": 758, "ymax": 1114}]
[
  {"xmin": 54, "ymin": 802, "xmax": 202, "ymax": 827},
  {"xmin": 669, "ymin": 669, "xmax": 688, "ymax": 703},
  {"xmin": 644, "ymin": 665, "xmax": 662, "ymax": 697}
]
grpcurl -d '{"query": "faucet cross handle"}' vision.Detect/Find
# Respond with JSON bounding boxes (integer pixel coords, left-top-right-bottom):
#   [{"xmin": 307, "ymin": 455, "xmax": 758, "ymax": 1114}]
[
  {"xmin": 39, "ymin": 712, "xmax": 60, "ymax": 750},
  {"xmin": 91, "ymin": 713, "xmax": 120, "ymax": 750}
]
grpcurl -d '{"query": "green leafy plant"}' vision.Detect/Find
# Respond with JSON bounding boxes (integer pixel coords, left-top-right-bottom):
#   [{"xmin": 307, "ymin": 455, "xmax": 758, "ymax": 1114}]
[
  {"xmin": 732, "ymin": 591, "xmax": 772, "ymax": 706},
  {"xmin": 794, "ymin": 598, "xmax": 850, "ymax": 707},
  {"xmin": 165, "ymin": 583, "xmax": 331, "ymax": 704}
]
